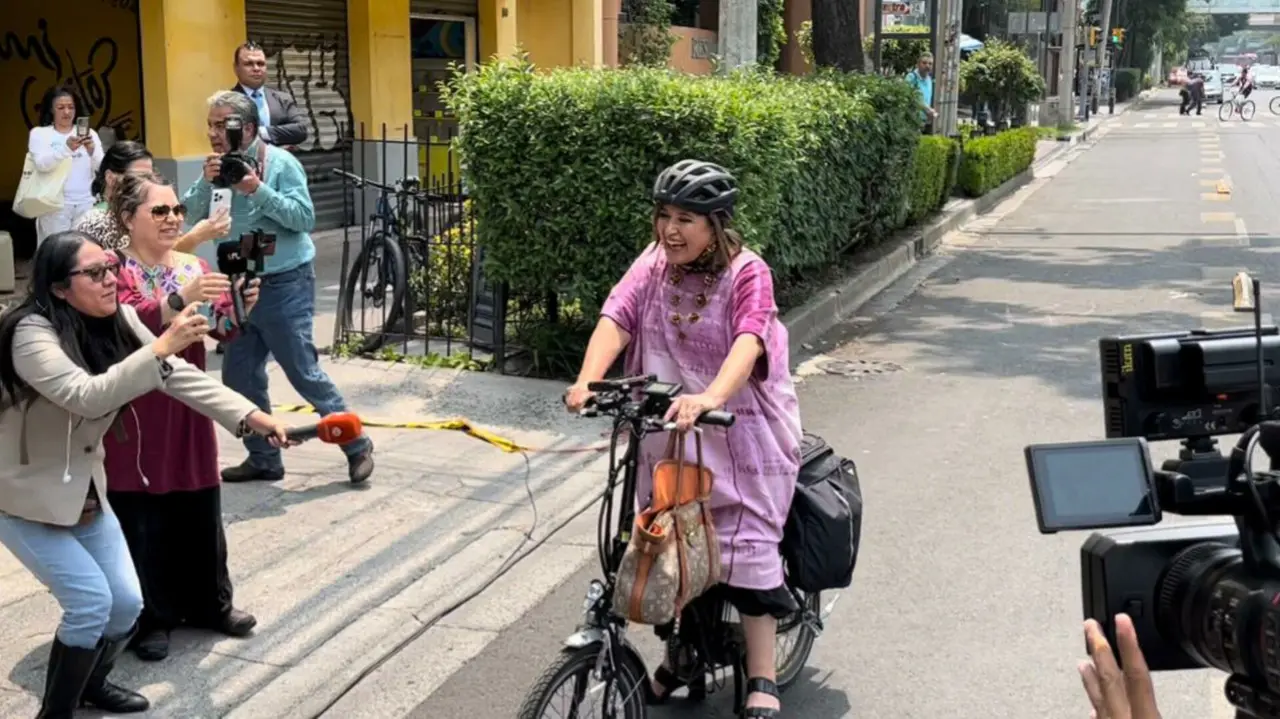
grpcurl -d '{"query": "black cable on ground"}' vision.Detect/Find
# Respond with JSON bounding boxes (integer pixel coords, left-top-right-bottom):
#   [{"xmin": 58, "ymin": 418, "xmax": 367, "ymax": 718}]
[{"xmin": 309, "ymin": 450, "xmax": 601, "ymax": 717}]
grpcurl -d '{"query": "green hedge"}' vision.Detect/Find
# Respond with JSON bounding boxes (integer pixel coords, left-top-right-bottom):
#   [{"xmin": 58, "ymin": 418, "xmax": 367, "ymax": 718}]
[
  {"xmin": 907, "ymin": 136, "xmax": 958, "ymax": 223},
  {"xmin": 442, "ymin": 61, "xmax": 919, "ymax": 314},
  {"xmin": 1114, "ymin": 68, "xmax": 1142, "ymax": 102},
  {"xmin": 956, "ymin": 127, "xmax": 1037, "ymax": 198}
]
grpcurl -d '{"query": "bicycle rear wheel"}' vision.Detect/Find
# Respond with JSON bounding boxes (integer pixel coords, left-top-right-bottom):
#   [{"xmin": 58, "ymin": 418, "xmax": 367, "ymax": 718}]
[
  {"xmin": 775, "ymin": 590, "xmax": 821, "ymax": 690},
  {"xmin": 338, "ymin": 232, "xmax": 407, "ymax": 354},
  {"xmin": 516, "ymin": 644, "xmax": 647, "ymax": 719},
  {"xmin": 1271, "ymin": 96, "xmax": 1280, "ymax": 115},
  {"xmin": 1242, "ymin": 100, "xmax": 1257, "ymax": 121}
]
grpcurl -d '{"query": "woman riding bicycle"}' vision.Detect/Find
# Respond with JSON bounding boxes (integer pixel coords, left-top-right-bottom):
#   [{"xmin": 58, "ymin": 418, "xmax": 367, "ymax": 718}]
[{"xmin": 564, "ymin": 160, "xmax": 802, "ymax": 718}]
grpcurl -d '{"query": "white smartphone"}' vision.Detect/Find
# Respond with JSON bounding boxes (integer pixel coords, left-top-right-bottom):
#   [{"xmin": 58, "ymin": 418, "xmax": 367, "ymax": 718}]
[
  {"xmin": 75, "ymin": 117, "xmax": 89, "ymax": 138},
  {"xmin": 210, "ymin": 188, "xmax": 232, "ymax": 218},
  {"xmin": 197, "ymin": 302, "xmax": 216, "ymax": 324}
]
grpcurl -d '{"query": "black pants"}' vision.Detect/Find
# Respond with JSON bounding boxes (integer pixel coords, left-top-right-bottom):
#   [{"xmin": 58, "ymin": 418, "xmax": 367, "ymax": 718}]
[
  {"xmin": 108, "ymin": 486, "xmax": 234, "ymax": 632},
  {"xmin": 1180, "ymin": 91, "xmax": 1202, "ymax": 115}
]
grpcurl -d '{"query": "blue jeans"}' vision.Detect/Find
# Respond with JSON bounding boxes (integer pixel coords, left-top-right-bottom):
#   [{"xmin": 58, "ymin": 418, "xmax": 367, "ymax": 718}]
[
  {"xmin": 0, "ymin": 510, "xmax": 144, "ymax": 649},
  {"xmin": 222, "ymin": 262, "xmax": 371, "ymax": 470}
]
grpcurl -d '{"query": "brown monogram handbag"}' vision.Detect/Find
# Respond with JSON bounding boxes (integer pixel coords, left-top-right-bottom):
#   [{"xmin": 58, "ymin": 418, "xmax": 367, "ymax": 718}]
[{"xmin": 613, "ymin": 431, "xmax": 721, "ymax": 625}]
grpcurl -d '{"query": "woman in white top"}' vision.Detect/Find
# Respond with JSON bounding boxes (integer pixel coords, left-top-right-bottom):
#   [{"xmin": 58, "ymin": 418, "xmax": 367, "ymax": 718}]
[{"xmin": 28, "ymin": 87, "xmax": 104, "ymax": 245}]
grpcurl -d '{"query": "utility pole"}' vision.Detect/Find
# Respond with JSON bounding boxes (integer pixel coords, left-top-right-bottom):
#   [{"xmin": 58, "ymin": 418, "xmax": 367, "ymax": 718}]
[
  {"xmin": 935, "ymin": 0, "xmax": 963, "ymax": 136},
  {"xmin": 1096, "ymin": 0, "xmax": 1114, "ymax": 112},
  {"xmin": 1058, "ymin": 0, "xmax": 1077, "ymax": 127},
  {"xmin": 718, "ymin": 0, "xmax": 759, "ymax": 69}
]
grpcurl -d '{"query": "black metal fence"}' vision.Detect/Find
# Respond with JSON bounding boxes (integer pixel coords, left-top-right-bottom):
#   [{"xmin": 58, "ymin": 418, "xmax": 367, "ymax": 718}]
[{"xmin": 333, "ymin": 123, "xmax": 579, "ymax": 376}]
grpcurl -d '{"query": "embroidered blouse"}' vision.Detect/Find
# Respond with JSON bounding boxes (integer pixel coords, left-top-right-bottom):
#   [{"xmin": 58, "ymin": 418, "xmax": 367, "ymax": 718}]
[{"xmin": 103, "ymin": 252, "xmax": 240, "ymax": 494}]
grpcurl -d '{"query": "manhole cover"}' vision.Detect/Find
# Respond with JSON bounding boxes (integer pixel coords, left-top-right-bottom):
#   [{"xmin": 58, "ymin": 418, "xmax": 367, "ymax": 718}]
[{"xmin": 815, "ymin": 359, "xmax": 904, "ymax": 377}]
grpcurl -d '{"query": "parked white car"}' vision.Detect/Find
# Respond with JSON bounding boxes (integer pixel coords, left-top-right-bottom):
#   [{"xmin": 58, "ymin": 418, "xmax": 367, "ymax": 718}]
[
  {"xmin": 1202, "ymin": 70, "xmax": 1224, "ymax": 103},
  {"xmin": 1255, "ymin": 64, "xmax": 1280, "ymax": 87}
]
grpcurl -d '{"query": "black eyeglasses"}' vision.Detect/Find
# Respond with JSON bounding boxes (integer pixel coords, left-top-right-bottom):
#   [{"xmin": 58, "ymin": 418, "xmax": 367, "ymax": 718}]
[
  {"xmin": 149, "ymin": 204, "xmax": 187, "ymax": 219},
  {"xmin": 68, "ymin": 260, "xmax": 120, "ymax": 284}
]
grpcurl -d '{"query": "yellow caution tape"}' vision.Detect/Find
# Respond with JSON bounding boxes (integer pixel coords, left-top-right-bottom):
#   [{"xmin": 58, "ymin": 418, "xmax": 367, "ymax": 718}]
[{"xmin": 271, "ymin": 404, "xmax": 607, "ymax": 456}]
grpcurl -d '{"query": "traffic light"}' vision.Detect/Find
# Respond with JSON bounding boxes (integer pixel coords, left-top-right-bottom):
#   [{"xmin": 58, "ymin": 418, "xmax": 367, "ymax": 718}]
[
  {"xmin": 1110, "ymin": 27, "xmax": 1125, "ymax": 46},
  {"xmin": 1089, "ymin": 26, "xmax": 1101, "ymax": 47}
]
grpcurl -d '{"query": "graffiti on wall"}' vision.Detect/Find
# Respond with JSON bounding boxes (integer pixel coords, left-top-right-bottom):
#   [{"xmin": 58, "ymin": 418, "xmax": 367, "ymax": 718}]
[
  {"xmin": 262, "ymin": 37, "xmax": 352, "ymax": 153},
  {"xmin": 0, "ymin": 6, "xmax": 142, "ymax": 200}
]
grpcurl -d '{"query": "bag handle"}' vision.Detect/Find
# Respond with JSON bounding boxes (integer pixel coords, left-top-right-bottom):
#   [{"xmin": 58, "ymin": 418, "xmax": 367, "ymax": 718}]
[{"xmin": 662, "ymin": 430, "xmax": 704, "ymax": 505}]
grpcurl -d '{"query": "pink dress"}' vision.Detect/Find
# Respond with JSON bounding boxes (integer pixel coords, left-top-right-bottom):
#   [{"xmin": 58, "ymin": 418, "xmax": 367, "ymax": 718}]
[{"xmin": 601, "ymin": 244, "xmax": 802, "ymax": 590}]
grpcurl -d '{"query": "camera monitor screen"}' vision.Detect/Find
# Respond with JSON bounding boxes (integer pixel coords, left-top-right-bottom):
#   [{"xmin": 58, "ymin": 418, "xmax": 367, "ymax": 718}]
[{"xmin": 1024, "ymin": 438, "xmax": 1160, "ymax": 534}]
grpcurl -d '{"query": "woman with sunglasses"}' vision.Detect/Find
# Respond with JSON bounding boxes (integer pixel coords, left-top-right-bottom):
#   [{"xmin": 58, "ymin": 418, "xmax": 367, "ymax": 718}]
[
  {"xmin": 101, "ymin": 171, "xmax": 263, "ymax": 662},
  {"xmin": 0, "ymin": 231, "xmax": 290, "ymax": 717},
  {"xmin": 74, "ymin": 141, "xmax": 231, "ymax": 253}
]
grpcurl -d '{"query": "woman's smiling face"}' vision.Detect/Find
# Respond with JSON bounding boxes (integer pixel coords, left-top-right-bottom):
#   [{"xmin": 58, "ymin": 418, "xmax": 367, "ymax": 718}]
[{"xmin": 655, "ymin": 204, "xmax": 714, "ymax": 266}]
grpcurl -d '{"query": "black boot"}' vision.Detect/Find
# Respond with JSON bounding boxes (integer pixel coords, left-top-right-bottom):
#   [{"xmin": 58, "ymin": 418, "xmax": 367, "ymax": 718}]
[
  {"xmin": 81, "ymin": 628, "xmax": 149, "ymax": 713},
  {"xmin": 36, "ymin": 638, "xmax": 100, "ymax": 719}
]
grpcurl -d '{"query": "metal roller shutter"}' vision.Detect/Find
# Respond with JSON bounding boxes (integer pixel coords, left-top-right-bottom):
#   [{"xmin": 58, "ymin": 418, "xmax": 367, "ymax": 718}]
[
  {"xmin": 411, "ymin": 0, "xmax": 479, "ymax": 16},
  {"xmin": 246, "ymin": 0, "xmax": 353, "ymax": 230}
]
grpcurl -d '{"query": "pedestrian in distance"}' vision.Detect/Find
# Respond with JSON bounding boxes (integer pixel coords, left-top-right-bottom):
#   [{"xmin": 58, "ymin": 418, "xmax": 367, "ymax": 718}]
[
  {"xmin": 0, "ymin": 231, "xmax": 292, "ymax": 717},
  {"xmin": 26, "ymin": 87, "xmax": 103, "ymax": 245}
]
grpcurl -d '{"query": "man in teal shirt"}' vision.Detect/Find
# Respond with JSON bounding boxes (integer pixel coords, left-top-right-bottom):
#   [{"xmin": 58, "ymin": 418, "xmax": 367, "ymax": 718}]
[
  {"xmin": 182, "ymin": 90, "xmax": 374, "ymax": 484},
  {"xmin": 906, "ymin": 52, "xmax": 938, "ymax": 133}
]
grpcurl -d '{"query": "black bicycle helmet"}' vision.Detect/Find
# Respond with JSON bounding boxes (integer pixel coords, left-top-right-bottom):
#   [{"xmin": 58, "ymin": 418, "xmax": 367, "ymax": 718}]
[{"xmin": 652, "ymin": 160, "xmax": 739, "ymax": 217}]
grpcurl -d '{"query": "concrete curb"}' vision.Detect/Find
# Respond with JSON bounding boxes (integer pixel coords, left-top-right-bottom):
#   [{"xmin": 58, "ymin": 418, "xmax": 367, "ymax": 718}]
[{"xmin": 782, "ymin": 166, "xmax": 1036, "ymax": 358}]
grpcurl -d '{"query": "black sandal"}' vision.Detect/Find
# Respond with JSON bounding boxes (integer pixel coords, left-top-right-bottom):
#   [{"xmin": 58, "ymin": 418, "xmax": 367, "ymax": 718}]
[
  {"xmin": 645, "ymin": 665, "xmax": 686, "ymax": 705},
  {"xmin": 742, "ymin": 677, "xmax": 780, "ymax": 718}
]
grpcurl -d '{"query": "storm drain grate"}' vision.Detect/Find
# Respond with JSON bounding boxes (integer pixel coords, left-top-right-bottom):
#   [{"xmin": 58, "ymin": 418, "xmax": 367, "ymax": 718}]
[{"xmin": 815, "ymin": 359, "xmax": 904, "ymax": 377}]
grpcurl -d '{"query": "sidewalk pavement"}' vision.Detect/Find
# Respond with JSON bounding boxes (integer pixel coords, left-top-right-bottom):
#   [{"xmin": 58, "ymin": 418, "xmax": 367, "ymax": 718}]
[
  {"xmin": 0, "ymin": 358, "xmax": 610, "ymax": 718},
  {"xmin": 1034, "ymin": 89, "xmax": 1154, "ymax": 165}
]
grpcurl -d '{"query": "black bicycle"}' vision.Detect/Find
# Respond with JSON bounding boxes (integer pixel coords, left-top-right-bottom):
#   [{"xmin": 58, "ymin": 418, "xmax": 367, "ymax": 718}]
[
  {"xmin": 517, "ymin": 376, "xmax": 828, "ymax": 719},
  {"xmin": 332, "ymin": 169, "xmax": 448, "ymax": 353}
]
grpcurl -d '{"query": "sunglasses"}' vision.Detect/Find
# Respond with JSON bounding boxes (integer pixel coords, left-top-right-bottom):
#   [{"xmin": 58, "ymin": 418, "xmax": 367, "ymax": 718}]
[
  {"xmin": 149, "ymin": 204, "xmax": 187, "ymax": 219},
  {"xmin": 68, "ymin": 259, "xmax": 120, "ymax": 284}
]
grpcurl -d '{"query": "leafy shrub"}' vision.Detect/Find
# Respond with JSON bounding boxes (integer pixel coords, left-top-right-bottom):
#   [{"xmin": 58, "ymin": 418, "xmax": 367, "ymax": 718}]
[
  {"xmin": 958, "ymin": 40, "xmax": 1045, "ymax": 125},
  {"xmin": 956, "ymin": 127, "xmax": 1037, "ymax": 197},
  {"xmin": 442, "ymin": 60, "xmax": 919, "ymax": 315},
  {"xmin": 1114, "ymin": 68, "xmax": 1142, "ymax": 101},
  {"xmin": 907, "ymin": 136, "xmax": 956, "ymax": 223},
  {"xmin": 863, "ymin": 29, "xmax": 930, "ymax": 75},
  {"xmin": 408, "ymin": 201, "xmax": 474, "ymax": 338}
]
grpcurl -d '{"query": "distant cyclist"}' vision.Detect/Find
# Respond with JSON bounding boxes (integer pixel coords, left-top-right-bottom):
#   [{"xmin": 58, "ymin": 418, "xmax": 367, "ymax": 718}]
[{"xmin": 1235, "ymin": 63, "xmax": 1255, "ymax": 100}]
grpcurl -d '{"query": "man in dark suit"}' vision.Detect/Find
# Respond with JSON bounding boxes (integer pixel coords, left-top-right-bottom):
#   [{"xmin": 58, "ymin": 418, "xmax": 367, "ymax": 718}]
[{"xmin": 231, "ymin": 41, "xmax": 308, "ymax": 148}]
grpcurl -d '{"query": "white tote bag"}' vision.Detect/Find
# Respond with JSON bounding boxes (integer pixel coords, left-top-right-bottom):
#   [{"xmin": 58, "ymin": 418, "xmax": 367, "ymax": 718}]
[{"xmin": 13, "ymin": 153, "xmax": 71, "ymax": 219}]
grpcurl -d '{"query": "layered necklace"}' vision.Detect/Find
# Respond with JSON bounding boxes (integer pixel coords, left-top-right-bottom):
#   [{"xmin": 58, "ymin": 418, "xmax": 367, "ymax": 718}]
[{"xmin": 665, "ymin": 244, "xmax": 722, "ymax": 342}]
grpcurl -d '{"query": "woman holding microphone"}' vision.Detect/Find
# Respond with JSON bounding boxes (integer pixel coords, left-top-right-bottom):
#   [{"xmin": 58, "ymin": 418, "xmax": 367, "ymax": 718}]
[{"xmin": 0, "ymin": 231, "xmax": 292, "ymax": 717}]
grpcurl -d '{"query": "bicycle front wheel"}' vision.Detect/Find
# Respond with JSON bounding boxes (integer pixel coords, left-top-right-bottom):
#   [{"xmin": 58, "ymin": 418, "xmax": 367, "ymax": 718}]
[
  {"xmin": 1271, "ymin": 96, "xmax": 1280, "ymax": 115},
  {"xmin": 517, "ymin": 644, "xmax": 647, "ymax": 719},
  {"xmin": 1242, "ymin": 100, "xmax": 1257, "ymax": 121},
  {"xmin": 1219, "ymin": 102, "xmax": 1233, "ymax": 121},
  {"xmin": 338, "ymin": 232, "xmax": 407, "ymax": 354}
]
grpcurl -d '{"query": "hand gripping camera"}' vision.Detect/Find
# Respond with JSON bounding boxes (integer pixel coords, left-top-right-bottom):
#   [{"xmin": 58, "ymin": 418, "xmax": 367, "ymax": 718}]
[
  {"xmin": 215, "ymin": 114, "xmax": 259, "ymax": 188},
  {"xmin": 216, "ymin": 230, "xmax": 276, "ymax": 325},
  {"xmin": 1027, "ymin": 273, "xmax": 1280, "ymax": 719}
]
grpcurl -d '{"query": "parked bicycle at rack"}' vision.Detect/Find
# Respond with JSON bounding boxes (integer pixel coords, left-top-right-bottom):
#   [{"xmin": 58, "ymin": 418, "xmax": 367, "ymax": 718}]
[
  {"xmin": 516, "ymin": 376, "xmax": 832, "ymax": 719},
  {"xmin": 332, "ymin": 168, "xmax": 458, "ymax": 353}
]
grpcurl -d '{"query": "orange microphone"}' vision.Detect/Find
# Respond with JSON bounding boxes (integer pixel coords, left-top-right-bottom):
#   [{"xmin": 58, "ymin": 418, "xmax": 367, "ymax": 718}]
[{"xmin": 286, "ymin": 412, "xmax": 364, "ymax": 445}]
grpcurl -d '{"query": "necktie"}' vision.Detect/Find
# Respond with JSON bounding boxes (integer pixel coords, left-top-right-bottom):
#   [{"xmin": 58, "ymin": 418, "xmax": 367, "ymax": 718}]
[{"xmin": 252, "ymin": 90, "xmax": 271, "ymax": 129}]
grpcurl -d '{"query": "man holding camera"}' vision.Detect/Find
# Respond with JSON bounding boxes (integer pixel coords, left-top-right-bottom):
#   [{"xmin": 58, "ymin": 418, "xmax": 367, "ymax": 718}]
[{"xmin": 181, "ymin": 90, "xmax": 374, "ymax": 484}]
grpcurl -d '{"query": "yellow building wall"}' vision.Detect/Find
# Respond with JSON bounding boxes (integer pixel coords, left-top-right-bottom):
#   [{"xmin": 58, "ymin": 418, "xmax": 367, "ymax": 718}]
[
  {"xmin": 139, "ymin": 0, "xmax": 245, "ymax": 161},
  {"xmin": 518, "ymin": 0, "xmax": 574, "ymax": 69},
  {"xmin": 0, "ymin": 4, "xmax": 145, "ymax": 201},
  {"xmin": 349, "ymin": 0, "xmax": 412, "ymax": 139}
]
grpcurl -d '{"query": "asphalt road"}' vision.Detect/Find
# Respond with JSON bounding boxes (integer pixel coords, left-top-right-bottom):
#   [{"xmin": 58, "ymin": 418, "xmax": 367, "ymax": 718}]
[{"xmin": 408, "ymin": 90, "xmax": 1280, "ymax": 719}]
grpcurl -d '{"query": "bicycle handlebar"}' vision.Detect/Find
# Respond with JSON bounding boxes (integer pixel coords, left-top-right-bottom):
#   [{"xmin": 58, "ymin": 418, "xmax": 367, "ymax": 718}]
[
  {"xmin": 331, "ymin": 169, "xmax": 448, "ymax": 201},
  {"xmin": 577, "ymin": 375, "xmax": 736, "ymax": 428}
]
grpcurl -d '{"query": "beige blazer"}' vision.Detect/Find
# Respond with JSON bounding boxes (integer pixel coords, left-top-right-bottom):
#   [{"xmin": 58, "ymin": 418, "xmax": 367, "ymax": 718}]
[{"xmin": 0, "ymin": 304, "xmax": 258, "ymax": 526}]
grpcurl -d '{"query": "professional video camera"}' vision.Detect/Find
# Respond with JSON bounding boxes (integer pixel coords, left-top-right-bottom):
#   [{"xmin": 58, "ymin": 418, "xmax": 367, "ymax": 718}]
[
  {"xmin": 216, "ymin": 230, "xmax": 275, "ymax": 324},
  {"xmin": 214, "ymin": 114, "xmax": 259, "ymax": 188},
  {"xmin": 1027, "ymin": 273, "xmax": 1280, "ymax": 719},
  {"xmin": 1100, "ymin": 274, "xmax": 1280, "ymax": 489}
]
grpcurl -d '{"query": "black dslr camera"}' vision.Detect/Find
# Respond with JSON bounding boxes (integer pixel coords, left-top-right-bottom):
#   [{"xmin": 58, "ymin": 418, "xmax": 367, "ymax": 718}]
[
  {"xmin": 216, "ymin": 230, "xmax": 276, "ymax": 324},
  {"xmin": 1028, "ymin": 273, "xmax": 1280, "ymax": 719},
  {"xmin": 215, "ymin": 114, "xmax": 259, "ymax": 188}
]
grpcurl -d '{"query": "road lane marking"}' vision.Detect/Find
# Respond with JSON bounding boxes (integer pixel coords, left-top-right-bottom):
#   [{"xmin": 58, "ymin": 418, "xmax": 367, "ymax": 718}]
[
  {"xmin": 1201, "ymin": 193, "xmax": 1231, "ymax": 202},
  {"xmin": 1135, "ymin": 122, "xmax": 1151, "ymax": 128},
  {"xmin": 1236, "ymin": 217, "xmax": 1249, "ymax": 238},
  {"xmin": 1193, "ymin": 121, "xmax": 1207, "ymax": 128},
  {"xmin": 1200, "ymin": 179, "xmax": 1221, "ymax": 187},
  {"xmin": 1163, "ymin": 122, "xmax": 1179, "ymax": 128},
  {"xmin": 1201, "ymin": 211, "xmax": 1237, "ymax": 223}
]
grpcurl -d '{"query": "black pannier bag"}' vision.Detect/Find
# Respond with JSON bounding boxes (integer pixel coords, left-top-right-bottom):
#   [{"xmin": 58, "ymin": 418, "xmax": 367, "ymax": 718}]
[{"xmin": 782, "ymin": 433, "xmax": 863, "ymax": 593}]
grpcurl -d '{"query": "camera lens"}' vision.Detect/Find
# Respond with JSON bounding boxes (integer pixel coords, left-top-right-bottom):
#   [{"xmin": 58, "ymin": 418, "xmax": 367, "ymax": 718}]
[{"xmin": 1155, "ymin": 540, "xmax": 1280, "ymax": 692}]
